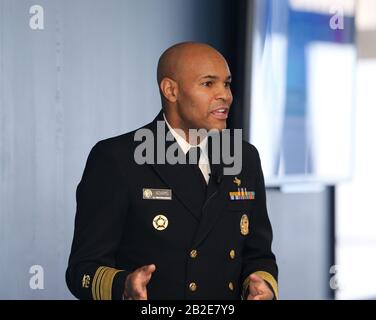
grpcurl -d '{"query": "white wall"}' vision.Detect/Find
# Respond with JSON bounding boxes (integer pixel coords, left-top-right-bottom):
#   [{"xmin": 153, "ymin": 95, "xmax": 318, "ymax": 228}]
[{"xmin": 0, "ymin": 0, "xmax": 228, "ymax": 299}]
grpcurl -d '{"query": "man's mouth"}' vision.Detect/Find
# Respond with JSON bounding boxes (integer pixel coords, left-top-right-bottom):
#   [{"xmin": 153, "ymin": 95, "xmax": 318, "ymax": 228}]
[{"xmin": 210, "ymin": 106, "xmax": 229, "ymax": 120}]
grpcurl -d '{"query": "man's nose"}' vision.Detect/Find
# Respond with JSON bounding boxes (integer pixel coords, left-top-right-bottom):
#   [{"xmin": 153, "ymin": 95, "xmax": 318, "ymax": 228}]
[{"xmin": 215, "ymin": 86, "xmax": 232, "ymax": 102}]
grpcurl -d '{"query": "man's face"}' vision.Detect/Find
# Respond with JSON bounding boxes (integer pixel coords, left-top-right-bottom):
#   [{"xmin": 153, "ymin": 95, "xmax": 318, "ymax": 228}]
[{"xmin": 174, "ymin": 51, "xmax": 233, "ymax": 133}]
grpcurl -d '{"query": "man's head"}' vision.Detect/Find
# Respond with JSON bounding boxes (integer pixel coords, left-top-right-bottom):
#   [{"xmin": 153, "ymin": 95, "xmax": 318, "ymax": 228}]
[{"xmin": 157, "ymin": 42, "xmax": 233, "ymax": 136}]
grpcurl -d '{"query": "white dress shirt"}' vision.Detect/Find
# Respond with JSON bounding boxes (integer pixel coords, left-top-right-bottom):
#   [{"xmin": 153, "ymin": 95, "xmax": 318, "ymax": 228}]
[{"xmin": 163, "ymin": 113, "xmax": 211, "ymax": 184}]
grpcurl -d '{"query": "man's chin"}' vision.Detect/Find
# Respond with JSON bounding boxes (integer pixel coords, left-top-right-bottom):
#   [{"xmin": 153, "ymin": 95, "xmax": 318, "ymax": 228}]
[
  {"xmin": 193, "ymin": 120, "xmax": 226, "ymax": 133},
  {"xmin": 208, "ymin": 120, "xmax": 227, "ymax": 132}
]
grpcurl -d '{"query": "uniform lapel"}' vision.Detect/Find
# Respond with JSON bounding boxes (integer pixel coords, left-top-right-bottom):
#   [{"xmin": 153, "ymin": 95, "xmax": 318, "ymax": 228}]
[
  {"xmin": 150, "ymin": 161, "xmax": 205, "ymax": 221},
  {"xmin": 191, "ymin": 134, "xmax": 228, "ymax": 248},
  {"xmin": 147, "ymin": 111, "xmax": 205, "ymax": 221},
  {"xmin": 142, "ymin": 112, "xmax": 234, "ymax": 235}
]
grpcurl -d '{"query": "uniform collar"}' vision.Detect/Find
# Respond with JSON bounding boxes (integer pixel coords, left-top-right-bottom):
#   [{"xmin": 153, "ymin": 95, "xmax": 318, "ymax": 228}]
[{"xmin": 163, "ymin": 113, "xmax": 208, "ymax": 159}]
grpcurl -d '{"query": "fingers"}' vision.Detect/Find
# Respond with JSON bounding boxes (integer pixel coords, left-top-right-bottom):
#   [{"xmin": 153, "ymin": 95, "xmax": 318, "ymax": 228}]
[
  {"xmin": 248, "ymin": 292, "xmax": 272, "ymax": 300},
  {"xmin": 249, "ymin": 281, "xmax": 260, "ymax": 297},
  {"xmin": 124, "ymin": 264, "xmax": 156, "ymax": 300},
  {"xmin": 246, "ymin": 273, "xmax": 274, "ymax": 300},
  {"xmin": 248, "ymin": 273, "xmax": 263, "ymax": 297}
]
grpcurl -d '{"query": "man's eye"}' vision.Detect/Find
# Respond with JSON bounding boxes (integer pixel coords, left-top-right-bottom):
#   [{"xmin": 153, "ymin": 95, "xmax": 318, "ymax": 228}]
[
  {"xmin": 202, "ymin": 81, "xmax": 213, "ymax": 87},
  {"xmin": 225, "ymin": 82, "xmax": 231, "ymax": 88}
]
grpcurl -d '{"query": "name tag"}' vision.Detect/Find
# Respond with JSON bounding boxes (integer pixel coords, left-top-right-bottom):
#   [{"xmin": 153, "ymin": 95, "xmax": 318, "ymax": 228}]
[{"xmin": 143, "ymin": 188, "xmax": 172, "ymax": 200}]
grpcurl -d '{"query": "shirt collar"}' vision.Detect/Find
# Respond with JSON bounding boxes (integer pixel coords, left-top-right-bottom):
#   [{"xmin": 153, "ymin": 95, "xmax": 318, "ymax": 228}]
[{"xmin": 163, "ymin": 113, "xmax": 208, "ymax": 157}]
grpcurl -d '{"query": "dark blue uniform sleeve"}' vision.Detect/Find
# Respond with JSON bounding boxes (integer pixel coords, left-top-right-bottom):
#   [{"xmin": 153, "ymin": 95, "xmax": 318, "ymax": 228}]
[
  {"xmin": 240, "ymin": 145, "xmax": 278, "ymax": 299},
  {"xmin": 66, "ymin": 142, "xmax": 131, "ymax": 300}
]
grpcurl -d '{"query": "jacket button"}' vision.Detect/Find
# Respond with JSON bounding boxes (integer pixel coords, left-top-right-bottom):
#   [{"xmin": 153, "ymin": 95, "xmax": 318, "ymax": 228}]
[
  {"xmin": 190, "ymin": 249, "xmax": 198, "ymax": 258},
  {"xmin": 229, "ymin": 249, "xmax": 235, "ymax": 259},
  {"xmin": 228, "ymin": 282, "xmax": 234, "ymax": 291},
  {"xmin": 189, "ymin": 282, "xmax": 197, "ymax": 292}
]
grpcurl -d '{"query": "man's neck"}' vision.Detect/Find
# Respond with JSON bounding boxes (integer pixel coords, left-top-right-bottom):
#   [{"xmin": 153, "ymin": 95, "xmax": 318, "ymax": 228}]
[{"xmin": 163, "ymin": 112, "xmax": 206, "ymax": 145}]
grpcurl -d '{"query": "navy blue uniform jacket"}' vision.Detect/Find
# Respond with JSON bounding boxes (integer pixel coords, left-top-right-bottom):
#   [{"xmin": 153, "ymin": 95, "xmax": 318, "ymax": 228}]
[{"xmin": 66, "ymin": 111, "xmax": 278, "ymax": 300}]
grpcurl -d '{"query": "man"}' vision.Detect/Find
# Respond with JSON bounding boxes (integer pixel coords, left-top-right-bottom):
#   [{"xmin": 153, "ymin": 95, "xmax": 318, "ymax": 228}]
[{"xmin": 66, "ymin": 42, "xmax": 278, "ymax": 300}]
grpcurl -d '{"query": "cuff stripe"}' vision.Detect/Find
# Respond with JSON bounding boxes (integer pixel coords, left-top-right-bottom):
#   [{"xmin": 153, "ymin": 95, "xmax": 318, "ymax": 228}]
[{"xmin": 92, "ymin": 266, "xmax": 123, "ymax": 300}]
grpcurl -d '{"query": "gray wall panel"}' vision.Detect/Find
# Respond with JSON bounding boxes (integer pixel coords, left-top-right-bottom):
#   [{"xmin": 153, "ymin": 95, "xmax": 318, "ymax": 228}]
[
  {"xmin": 0, "ymin": 0, "xmax": 227, "ymax": 299},
  {"xmin": 267, "ymin": 188, "xmax": 331, "ymax": 299}
]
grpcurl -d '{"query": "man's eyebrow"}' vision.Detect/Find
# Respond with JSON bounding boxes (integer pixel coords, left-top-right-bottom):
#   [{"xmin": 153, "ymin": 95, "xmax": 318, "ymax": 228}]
[{"xmin": 199, "ymin": 75, "xmax": 232, "ymax": 81}]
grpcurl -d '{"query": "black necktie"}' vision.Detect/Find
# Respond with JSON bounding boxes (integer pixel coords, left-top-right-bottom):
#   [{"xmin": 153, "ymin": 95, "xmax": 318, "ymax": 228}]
[{"xmin": 186, "ymin": 146, "xmax": 207, "ymax": 194}]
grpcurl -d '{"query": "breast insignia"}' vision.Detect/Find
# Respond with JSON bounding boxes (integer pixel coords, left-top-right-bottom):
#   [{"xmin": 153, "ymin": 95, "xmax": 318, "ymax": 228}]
[
  {"xmin": 153, "ymin": 214, "xmax": 169, "ymax": 231},
  {"xmin": 240, "ymin": 214, "xmax": 249, "ymax": 236},
  {"xmin": 233, "ymin": 177, "xmax": 241, "ymax": 186}
]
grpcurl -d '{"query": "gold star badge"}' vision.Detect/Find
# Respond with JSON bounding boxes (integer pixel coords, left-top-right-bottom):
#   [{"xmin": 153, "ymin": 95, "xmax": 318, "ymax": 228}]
[{"xmin": 153, "ymin": 214, "xmax": 169, "ymax": 231}]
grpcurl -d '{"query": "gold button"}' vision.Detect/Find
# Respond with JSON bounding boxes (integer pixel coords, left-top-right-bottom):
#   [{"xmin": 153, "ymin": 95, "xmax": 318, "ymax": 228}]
[
  {"xmin": 229, "ymin": 282, "xmax": 234, "ymax": 291},
  {"xmin": 190, "ymin": 249, "xmax": 198, "ymax": 258},
  {"xmin": 189, "ymin": 282, "xmax": 197, "ymax": 292},
  {"xmin": 229, "ymin": 249, "xmax": 235, "ymax": 259}
]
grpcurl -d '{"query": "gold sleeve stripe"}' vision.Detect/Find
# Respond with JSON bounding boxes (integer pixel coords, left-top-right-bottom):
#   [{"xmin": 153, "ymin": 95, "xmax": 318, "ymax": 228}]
[
  {"xmin": 92, "ymin": 266, "xmax": 106, "ymax": 300},
  {"xmin": 254, "ymin": 271, "xmax": 278, "ymax": 300},
  {"xmin": 91, "ymin": 266, "xmax": 104, "ymax": 300},
  {"xmin": 97, "ymin": 267, "xmax": 108, "ymax": 300},
  {"xmin": 242, "ymin": 271, "xmax": 279, "ymax": 300},
  {"xmin": 101, "ymin": 268, "xmax": 122, "ymax": 300},
  {"xmin": 92, "ymin": 266, "xmax": 123, "ymax": 300}
]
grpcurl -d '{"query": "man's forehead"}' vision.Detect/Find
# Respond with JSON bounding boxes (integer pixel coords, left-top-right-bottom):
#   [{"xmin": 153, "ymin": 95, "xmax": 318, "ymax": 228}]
[
  {"xmin": 189, "ymin": 62, "xmax": 231, "ymax": 81},
  {"xmin": 179, "ymin": 54, "xmax": 230, "ymax": 78}
]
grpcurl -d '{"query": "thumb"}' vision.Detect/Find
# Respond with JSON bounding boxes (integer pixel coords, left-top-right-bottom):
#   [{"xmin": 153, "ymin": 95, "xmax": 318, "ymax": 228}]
[
  {"xmin": 249, "ymin": 273, "xmax": 263, "ymax": 284},
  {"xmin": 142, "ymin": 264, "xmax": 156, "ymax": 275},
  {"xmin": 134, "ymin": 265, "xmax": 156, "ymax": 300},
  {"xmin": 140, "ymin": 264, "xmax": 156, "ymax": 285}
]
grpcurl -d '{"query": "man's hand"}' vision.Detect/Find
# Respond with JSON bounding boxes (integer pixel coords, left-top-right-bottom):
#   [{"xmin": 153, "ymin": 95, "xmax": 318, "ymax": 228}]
[
  {"xmin": 246, "ymin": 273, "xmax": 274, "ymax": 300},
  {"xmin": 123, "ymin": 264, "xmax": 156, "ymax": 300}
]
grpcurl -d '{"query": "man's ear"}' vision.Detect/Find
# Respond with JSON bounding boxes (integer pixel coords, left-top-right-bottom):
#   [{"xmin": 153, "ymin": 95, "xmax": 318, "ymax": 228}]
[{"xmin": 160, "ymin": 77, "xmax": 178, "ymax": 103}]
